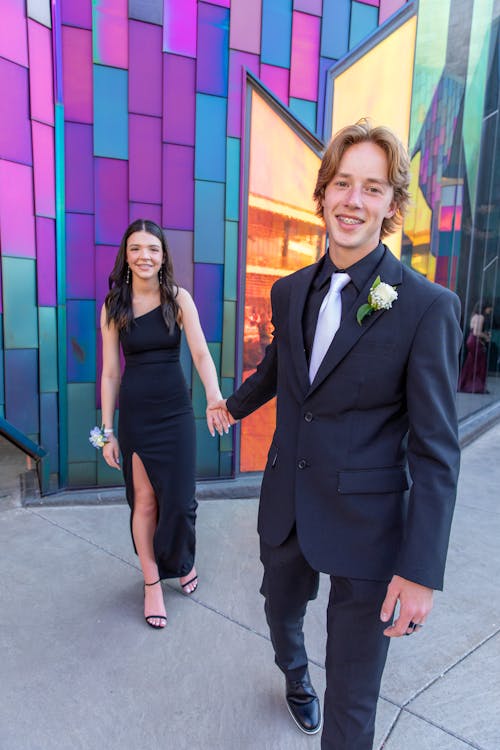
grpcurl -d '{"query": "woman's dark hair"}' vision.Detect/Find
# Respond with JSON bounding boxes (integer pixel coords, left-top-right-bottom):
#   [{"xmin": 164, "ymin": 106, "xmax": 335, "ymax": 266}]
[{"xmin": 104, "ymin": 219, "xmax": 180, "ymax": 332}]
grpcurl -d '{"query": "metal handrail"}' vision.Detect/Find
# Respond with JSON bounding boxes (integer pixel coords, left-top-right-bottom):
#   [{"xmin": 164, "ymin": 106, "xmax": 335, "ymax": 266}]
[{"xmin": 0, "ymin": 417, "xmax": 50, "ymax": 494}]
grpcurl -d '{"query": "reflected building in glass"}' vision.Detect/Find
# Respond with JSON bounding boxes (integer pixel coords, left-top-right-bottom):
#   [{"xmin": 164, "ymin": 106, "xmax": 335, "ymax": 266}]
[{"xmin": 0, "ymin": 0, "xmax": 499, "ymax": 491}]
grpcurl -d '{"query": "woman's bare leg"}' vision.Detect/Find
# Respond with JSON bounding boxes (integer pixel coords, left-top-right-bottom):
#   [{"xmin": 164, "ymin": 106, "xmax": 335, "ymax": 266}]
[{"xmin": 131, "ymin": 453, "xmax": 166, "ymax": 627}]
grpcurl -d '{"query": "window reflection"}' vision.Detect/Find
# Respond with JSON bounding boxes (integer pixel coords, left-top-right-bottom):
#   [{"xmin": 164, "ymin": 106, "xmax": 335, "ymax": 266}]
[{"xmin": 240, "ymin": 88, "xmax": 325, "ymax": 472}]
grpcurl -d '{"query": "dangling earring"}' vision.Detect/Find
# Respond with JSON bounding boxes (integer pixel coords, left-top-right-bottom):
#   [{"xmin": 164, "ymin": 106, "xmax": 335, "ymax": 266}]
[
  {"xmin": 126, "ymin": 264, "xmax": 131, "ymax": 284},
  {"xmin": 159, "ymin": 267, "xmax": 163, "ymax": 286}
]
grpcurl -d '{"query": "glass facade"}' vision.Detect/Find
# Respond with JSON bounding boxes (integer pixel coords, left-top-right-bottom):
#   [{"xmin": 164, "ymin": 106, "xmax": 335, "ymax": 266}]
[{"xmin": 0, "ymin": 0, "xmax": 499, "ymax": 489}]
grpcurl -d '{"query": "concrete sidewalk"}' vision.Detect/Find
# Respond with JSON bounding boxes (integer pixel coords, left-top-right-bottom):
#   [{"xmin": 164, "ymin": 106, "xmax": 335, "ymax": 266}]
[{"xmin": 1, "ymin": 425, "xmax": 499, "ymax": 750}]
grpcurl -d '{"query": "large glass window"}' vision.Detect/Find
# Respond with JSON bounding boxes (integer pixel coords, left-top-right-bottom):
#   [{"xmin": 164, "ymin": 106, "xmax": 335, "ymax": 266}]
[{"xmin": 240, "ymin": 86, "xmax": 325, "ymax": 472}]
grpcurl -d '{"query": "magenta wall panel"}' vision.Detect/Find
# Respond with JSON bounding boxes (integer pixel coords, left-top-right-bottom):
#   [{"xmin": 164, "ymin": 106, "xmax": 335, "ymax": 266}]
[
  {"xmin": 379, "ymin": 0, "xmax": 405, "ymax": 23},
  {"xmin": 290, "ymin": 12, "xmax": 320, "ymax": 101},
  {"xmin": 228, "ymin": 51, "xmax": 260, "ymax": 137},
  {"xmin": 129, "ymin": 115, "xmax": 162, "ymax": 204},
  {"xmin": 166, "ymin": 229, "xmax": 194, "ymax": 294},
  {"xmin": 62, "ymin": 26, "xmax": 93, "ymax": 123},
  {"xmin": 66, "ymin": 213, "xmax": 95, "ymax": 298},
  {"xmin": 27, "ymin": 20, "xmax": 54, "ymax": 126},
  {"xmin": 93, "ymin": 0, "xmax": 128, "ymax": 68},
  {"xmin": 163, "ymin": 54, "xmax": 196, "ymax": 145},
  {"xmin": 0, "ymin": 0, "xmax": 29, "ymax": 67},
  {"xmin": 360, "ymin": 0, "xmax": 379, "ymax": 7},
  {"xmin": 229, "ymin": 0, "xmax": 262, "ymax": 54},
  {"xmin": 95, "ymin": 158, "xmax": 128, "ymax": 245},
  {"xmin": 162, "ymin": 144, "xmax": 194, "ymax": 230},
  {"xmin": 65, "ymin": 123, "xmax": 94, "ymax": 213},
  {"xmin": 129, "ymin": 203, "xmax": 162, "ymax": 226},
  {"xmin": 294, "ymin": 0, "xmax": 323, "ymax": 14},
  {"xmin": 163, "ymin": 0, "xmax": 197, "ymax": 57},
  {"xmin": 129, "ymin": 20, "xmax": 163, "ymax": 116},
  {"xmin": 36, "ymin": 217, "xmax": 57, "ymax": 306},
  {"xmin": 61, "ymin": 0, "xmax": 92, "ymax": 29},
  {"xmin": 0, "ymin": 161, "xmax": 36, "ymax": 258},
  {"xmin": 260, "ymin": 63, "xmax": 290, "ymax": 105},
  {"xmin": 95, "ymin": 245, "xmax": 119, "ymax": 321},
  {"xmin": 32, "ymin": 122, "xmax": 56, "ymax": 218},
  {"xmin": 0, "ymin": 59, "xmax": 32, "ymax": 165}
]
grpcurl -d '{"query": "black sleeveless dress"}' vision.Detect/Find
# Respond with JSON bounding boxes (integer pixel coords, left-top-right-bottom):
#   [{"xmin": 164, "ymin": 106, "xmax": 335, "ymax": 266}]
[{"xmin": 118, "ymin": 306, "xmax": 196, "ymax": 579}]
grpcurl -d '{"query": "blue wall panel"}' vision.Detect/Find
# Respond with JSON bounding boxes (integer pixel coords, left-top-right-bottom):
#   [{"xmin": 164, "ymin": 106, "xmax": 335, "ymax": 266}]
[
  {"xmin": 93, "ymin": 65, "xmax": 128, "ymax": 159},
  {"xmin": 194, "ymin": 94, "xmax": 227, "ymax": 182},
  {"xmin": 4, "ymin": 349, "xmax": 39, "ymax": 435},
  {"xmin": 194, "ymin": 263, "xmax": 223, "ymax": 341},
  {"xmin": 321, "ymin": 0, "xmax": 350, "ymax": 59},
  {"xmin": 261, "ymin": 0, "xmax": 293, "ymax": 67},
  {"xmin": 40, "ymin": 392, "xmax": 59, "ymax": 473},
  {"xmin": 197, "ymin": 3, "xmax": 229, "ymax": 96},
  {"xmin": 66, "ymin": 300, "xmax": 96, "ymax": 383},
  {"xmin": 194, "ymin": 180, "xmax": 225, "ymax": 262}
]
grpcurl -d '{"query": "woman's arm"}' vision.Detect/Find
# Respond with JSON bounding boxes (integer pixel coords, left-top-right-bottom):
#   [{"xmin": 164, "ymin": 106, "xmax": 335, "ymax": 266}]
[
  {"xmin": 100, "ymin": 304, "xmax": 122, "ymax": 469},
  {"xmin": 177, "ymin": 288, "xmax": 229, "ymax": 436}
]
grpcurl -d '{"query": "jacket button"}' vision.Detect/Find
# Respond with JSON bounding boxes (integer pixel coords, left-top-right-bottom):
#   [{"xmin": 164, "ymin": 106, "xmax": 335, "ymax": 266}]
[
  {"xmin": 297, "ymin": 459, "xmax": 307, "ymax": 469},
  {"xmin": 304, "ymin": 412, "xmax": 313, "ymax": 422}
]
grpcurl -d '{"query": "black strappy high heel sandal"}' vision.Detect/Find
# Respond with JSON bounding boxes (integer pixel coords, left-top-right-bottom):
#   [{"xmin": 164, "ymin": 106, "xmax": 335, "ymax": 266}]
[{"xmin": 144, "ymin": 579, "xmax": 167, "ymax": 629}]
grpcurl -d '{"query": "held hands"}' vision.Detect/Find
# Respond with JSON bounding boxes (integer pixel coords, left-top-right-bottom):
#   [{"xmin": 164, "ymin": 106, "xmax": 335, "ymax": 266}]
[
  {"xmin": 102, "ymin": 434, "xmax": 121, "ymax": 470},
  {"xmin": 380, "ymin": 574, "xmax": 433, "ymax": 637},
  {"xmin": 206, "ymin": 398, "xmax": 237, "ymax": 437}
]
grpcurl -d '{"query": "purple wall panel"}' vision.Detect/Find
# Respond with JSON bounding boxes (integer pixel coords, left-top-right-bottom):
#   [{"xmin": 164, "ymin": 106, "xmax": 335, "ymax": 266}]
[
  {"xmin": 129, "ymin": 203, "xmax": 162, "ymax": 225},
  {"xmin": 129, "ymin": 115, "xmax": 162, "ymax": 204},
  {"xmin": 0, "ymin": 0, "xmax": 29, "ymax": 66},
  {"xmin": 206, "ymin": 0, "xmax": 230, "ymax": 5},
  {"xmin": 162, "ymin": 144, "xmax": 194, "ymax": 230},
  {"xmin": 166, "ymin": 229, "xmax": 194, "ymax": 294},
  {"xmin": 95, "ymin": 245, "xmax": 118, "ymax": 320},
  {"xmin": 65, "ymin": 123, "xmax": 94, "ymax": 213},
  {"xmin": 95, "ymin": 158, "xmax": 128, "ymax": 245},
  {"xmin": 379, "ymin": 0, "xmax": 405, "ymax": 23},
  {"xmin": 61, "ymin": 0, "xmax": 92, "ymax": 29},
  {"xmin": 163, "ymin": 54, "xmax": 196, "ymax": 145},
  {"xmin": 294, "ymin": 0, "xmax": 323, "ymax": 14},
  {"xmin": 260, "ymin": 63, "xmax": 290, "ymax": 105},
  {"xmin": 62, "ymin": 26, "xmax": 93, "ymax": 124},
  {"xmin": 229, "ymin": 0, "xmax": 262, "ymax": 54},
  {"xmin": 163, "ymin": 0, "xmax": 197, "ymax": 57},
  {"xmin": 197, "ymin": 3, "xmax": 229, "ymax": 96},
  {"xmin": 290, "ymin": 12, "xmax": 320, "ymax": 101},
  {"xmin": 0, "ymin": 161, "xmax": 36, "ymax": 258},
  {"xmin": 36, "ymin": 217, "xmax": 57, "ymax": 306},
  {"xmin": 66, "ymin": 213, "xmax": 95, "ymax": 299},
  {"xmin": 0, "ymin": 59, "xmax": 32, "ymax": 165},
  {"xmin": 129, "ymin": 20, "xmax": 163, "ymax": 116},
  {"xmin": 28, "ymin": 20, "xmax": 54, "ymax": 126},
  {"xmin": 228, "ymin": 51, "xmax": 260, "ymax": 137},
  {"xmin": 360, "ymin": 0, "xmax": 379, "ymax": 6},
  {"xmin": 93, "ymin": 0, "xmax": 128, "ymax": 68},
  {"xmin": 32, "ymin": 122, "xmax": 56, "ymax": 218}
]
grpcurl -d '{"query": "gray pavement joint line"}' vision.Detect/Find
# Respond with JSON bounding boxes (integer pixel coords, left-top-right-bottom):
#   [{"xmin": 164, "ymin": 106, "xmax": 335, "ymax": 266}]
[{"xmin": 398, "ymin": 707, "xmax": 487, "ymax": 750}]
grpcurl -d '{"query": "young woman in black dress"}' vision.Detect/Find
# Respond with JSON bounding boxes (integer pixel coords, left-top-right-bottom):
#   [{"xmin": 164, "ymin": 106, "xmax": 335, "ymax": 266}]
[{"xmin": 100, "ymin": 219, "xmax": 229, "ymax": 629}]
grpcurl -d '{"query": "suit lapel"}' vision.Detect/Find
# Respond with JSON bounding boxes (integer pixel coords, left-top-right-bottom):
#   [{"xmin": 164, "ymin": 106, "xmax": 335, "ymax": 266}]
[
  {"xmin": 308, "ymin": 248, "xmax": 403, "ymax": 395},
  {"xmin": 289, "ymin": 263, "xmax": 318, "ymax": 395}
]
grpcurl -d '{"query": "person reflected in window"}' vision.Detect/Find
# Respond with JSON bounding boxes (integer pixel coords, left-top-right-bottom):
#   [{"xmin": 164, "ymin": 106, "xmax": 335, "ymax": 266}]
[{"xmin": 458, "ymin": 302, "xmax": 492, "ymax": 394}]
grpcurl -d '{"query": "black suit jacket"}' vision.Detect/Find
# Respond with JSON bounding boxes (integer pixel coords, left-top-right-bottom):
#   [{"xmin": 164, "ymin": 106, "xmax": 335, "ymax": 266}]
[{"xmin": 227, "ymin": 246, "xmax": 462, "ymax": 590}]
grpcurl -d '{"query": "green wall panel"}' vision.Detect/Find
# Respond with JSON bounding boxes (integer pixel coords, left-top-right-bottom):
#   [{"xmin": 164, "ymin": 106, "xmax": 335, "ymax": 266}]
[
  {"xmin": 2, "ymin": 257, "xmax": 38, "ymax": 348},
  {"xmin": 221, "ymin": 300, "xmax": 236, "ymax": 378},
  {"xmin": 224, "ymin": 220, "xmax": 238, "ymax": 301},
  {"xmin": 67, "ymin": 382, "xmax": 97, "ymax": 462},
  {"xmin": 195, "ymin": 417, "xmax": 220, "ymax": 477},
  {"xmin": 39, "ymin": 306, "xmax": 58, "ymax": 392},
  {"xmin": 67, "ymin": 461, "xmax": 97, "ymax": 487}
]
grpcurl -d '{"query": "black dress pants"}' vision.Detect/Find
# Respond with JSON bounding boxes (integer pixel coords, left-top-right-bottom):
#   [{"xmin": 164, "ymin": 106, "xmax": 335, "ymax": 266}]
[{"xmin": 260, "ymin": 528, "xmax": 391, "ymax": 750}]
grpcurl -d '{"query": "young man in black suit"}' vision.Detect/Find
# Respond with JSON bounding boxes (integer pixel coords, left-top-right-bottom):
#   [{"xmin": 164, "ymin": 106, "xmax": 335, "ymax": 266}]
[{"xmin": 210, "ymin": 121, "xmax": 461, "ymax": 749}]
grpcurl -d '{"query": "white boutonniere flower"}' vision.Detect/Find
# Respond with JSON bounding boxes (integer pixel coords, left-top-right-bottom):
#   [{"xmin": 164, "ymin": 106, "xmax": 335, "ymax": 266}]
[
  {"xmin": 357, "ymin": 276, "xmax": 398, "ymax": 325},
  {"xmin": 89, "ymin": 425, "xmax": 109, "ymax": 449}
]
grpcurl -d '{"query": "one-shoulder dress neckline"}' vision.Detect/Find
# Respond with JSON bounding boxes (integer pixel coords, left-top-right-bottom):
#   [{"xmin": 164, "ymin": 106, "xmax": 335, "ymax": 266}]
[{"xmin": 133, "ymin": 305, "xmax": 161, "ymax": 321}]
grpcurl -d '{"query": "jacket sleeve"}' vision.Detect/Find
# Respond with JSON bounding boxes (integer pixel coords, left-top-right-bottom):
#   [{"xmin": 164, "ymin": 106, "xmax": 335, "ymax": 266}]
[
  {"xmin": 395, "ymin": 289, "xmax": 462, "ymax": 590},
  {"xmin": 226, "ymin": 284, "xmax": 280, "ymax": 420}
]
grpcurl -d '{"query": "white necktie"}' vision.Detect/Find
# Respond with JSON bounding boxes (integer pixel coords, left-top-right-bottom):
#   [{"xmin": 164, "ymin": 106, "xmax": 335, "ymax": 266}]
[{"xmin": 309, "ymin": 272, "xmax": 350, "ymax": 383}]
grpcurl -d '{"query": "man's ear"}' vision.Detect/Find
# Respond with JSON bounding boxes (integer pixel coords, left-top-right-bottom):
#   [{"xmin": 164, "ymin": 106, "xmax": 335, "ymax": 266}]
[{"xmin": 386, "ymin": 201, "xmax": 397, "ymax": 218}]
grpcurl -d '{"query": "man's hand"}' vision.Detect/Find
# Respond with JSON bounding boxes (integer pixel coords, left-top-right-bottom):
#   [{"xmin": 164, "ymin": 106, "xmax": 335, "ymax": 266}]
[
  {"xmin": 206, "ymin": 398, "xmax": 237, "ymax": 437},
  {"xmin": 380, "ymin": 574, "xmax": 433, "ymax": 637}
]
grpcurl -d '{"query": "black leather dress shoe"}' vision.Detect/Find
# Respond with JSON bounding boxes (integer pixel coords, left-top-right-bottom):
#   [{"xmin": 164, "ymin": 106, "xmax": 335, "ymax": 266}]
[{"xmin": 285, "ymin": 670, "xmax": 322, "ymax": 735}]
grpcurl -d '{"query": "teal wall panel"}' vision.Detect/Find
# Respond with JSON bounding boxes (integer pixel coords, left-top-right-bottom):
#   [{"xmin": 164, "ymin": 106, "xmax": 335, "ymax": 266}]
[
  {"xmin": 40, "ymin": 392, "xmax": 59, "ymax": 473},
  {"xmin": 225, "ymin": 137, "xmax": 240, "ymax": 220},
  {"xmin": 67, "ymin": 382, "xmax": 96, "ymax": 462},
  {"xmin": 0, "ymin": 315, "xmax": 4, "ymax": 408},
  {"xmin": 194, "ymin": 180, "xmax": 225, "ymax": 262},
  {"xmin": 224, "ymin": 220, "xmax": 238, "ymax": 301},
  {"xmin": 192, "ymin": 341, "xmax": 221, "ymax": 419},
  {"xmin": 219, "ymin": 450, "xmax": 233, "ymax": 476},
  {"xmin": 67, "ymin": 300, "xmax": 96, "ymax": 383},
  {"xmin": 195, "ymin": 417, "xmax": 220, "ymax": 477},
  {"xmin": 289, "ymin": 97, "xmax": 317, "ymax": 132},
  {"xmin": 4, "ymin": 349, "xmax": 39, "ymax": 435},
  {"xmin": 194, "ymin": 94, "xmax": 227, "ymax": 182},
  {"xmin": 39, "ymin": 306, "xmax": 58, "ymax": 392},
  {"xmin": 2, "ymin": 257, "xmax": 38, "ymax": 348},
  {"xmin": 93, "ymin": 65, "xmax": 128, "ymax": 159},
  {"xmin": 67, "ymin": 461, "xmax": 97, "ymax": 487}
]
